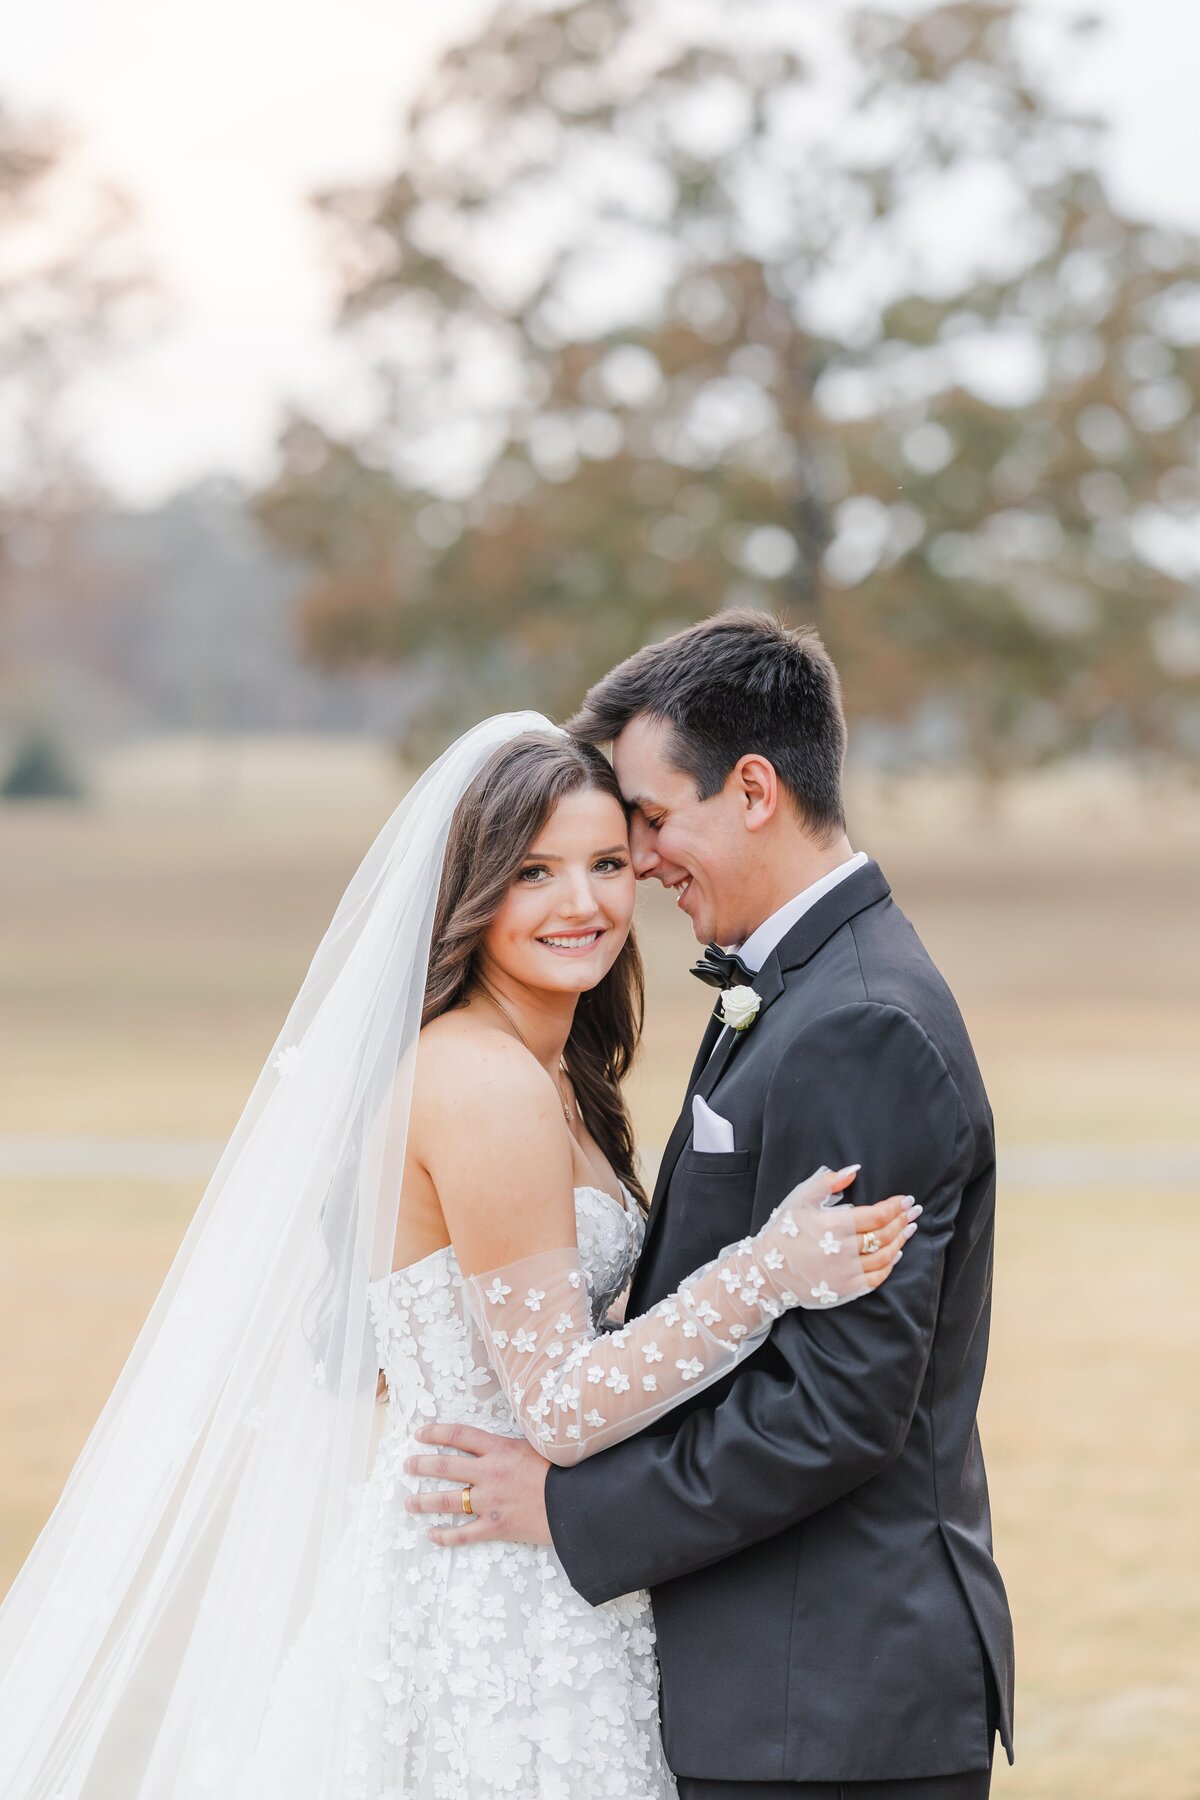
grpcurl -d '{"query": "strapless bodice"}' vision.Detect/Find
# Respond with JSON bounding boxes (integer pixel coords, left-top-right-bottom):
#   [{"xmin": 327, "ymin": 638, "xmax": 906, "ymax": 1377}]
[
  {"xmin": 243, "ymin": 1182, "xmax": 675, "ymax": 1798},
  {"xmin": 368, "ymin": 1185, "xmax": 643, "ymax": 1434}
]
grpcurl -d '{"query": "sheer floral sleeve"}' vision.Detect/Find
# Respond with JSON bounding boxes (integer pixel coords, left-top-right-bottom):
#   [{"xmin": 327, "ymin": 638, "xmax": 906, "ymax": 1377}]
[{"xmin": 463, "ymin": 1165, "xmax": 911, "ymax": 1467}]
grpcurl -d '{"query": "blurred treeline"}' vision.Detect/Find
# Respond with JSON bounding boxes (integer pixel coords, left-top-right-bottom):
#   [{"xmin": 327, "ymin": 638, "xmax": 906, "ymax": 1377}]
[
  {"xmin": 255, "ymin": 0, "xmax": 1200, "ymax": 770},
  {"xmin": 0, "ymin": 110, "xmax": 409, "ymax": 771},
  {"xmin": 0, "ymin": 103, "xmax": 151, "ymax": 791},
  {"xmin": 6, "ymin": 1, "xmax": 1200, "ymax": 782},
  {"xmin": 0, "ymin": 104, "xmax": 147, "ymax": 531}
]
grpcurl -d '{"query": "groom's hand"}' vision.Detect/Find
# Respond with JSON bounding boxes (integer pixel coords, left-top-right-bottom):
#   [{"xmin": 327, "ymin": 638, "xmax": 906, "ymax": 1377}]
[{"xmin": 404, "ymin": 1422, "xmax": 553, "ymax": 1547}]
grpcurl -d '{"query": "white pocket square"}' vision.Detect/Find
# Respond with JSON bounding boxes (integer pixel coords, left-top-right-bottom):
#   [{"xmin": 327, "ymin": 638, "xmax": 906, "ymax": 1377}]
[{"xmin": 692, "ymin": 1093, "xmax": 735, "ymax": 1154}]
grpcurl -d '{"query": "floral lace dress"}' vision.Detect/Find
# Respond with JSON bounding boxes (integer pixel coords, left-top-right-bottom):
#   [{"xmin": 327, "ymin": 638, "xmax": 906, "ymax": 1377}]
[{"xmin": 241, "ymin": 1186, "xmax": 677, "ymax": 1800}]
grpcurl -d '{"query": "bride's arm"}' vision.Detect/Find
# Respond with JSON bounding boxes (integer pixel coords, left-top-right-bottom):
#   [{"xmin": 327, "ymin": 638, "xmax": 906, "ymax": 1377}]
[
  {"xmin": 418, "ymin": 1036, "xmax": 918, "ymax": 1469},
  {"xmin": 463, "ymin": 1171, "xmax": 914, "ymax": 1466}
]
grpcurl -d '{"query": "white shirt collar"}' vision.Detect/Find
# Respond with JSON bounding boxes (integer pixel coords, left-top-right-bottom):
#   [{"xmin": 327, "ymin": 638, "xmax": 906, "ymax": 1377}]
[{"xmin": 734, "ymin": 852, "xmax": 869, "ymax": 974}]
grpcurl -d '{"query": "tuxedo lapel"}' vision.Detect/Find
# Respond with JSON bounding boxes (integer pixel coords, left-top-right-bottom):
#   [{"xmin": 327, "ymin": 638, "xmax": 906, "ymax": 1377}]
[
  {"xmin": 684, "ymin": 1006, "xmax": 724, "ymax": 1093},
  {"xmin": 692, "ymin": 955, "xmax": 786, "ymax": 1104},
  {"xmin": 637, "ymin": 1006, "xmax": 722, "ymax": 1272},
  {"xmin": 638, "ymin": 961, "xmax": 785, "ymax": 1275},
  {"xmin": 634, "ymin": 863, "xmax": 893, "ymax": 1293},
  {"xmin": 687, "ymin": 862, "xmax": 891, "ymax": 1117},
  {"xmin": 634, "ymin": 1110, "xmax": 688, "ymax": 1291},
  {"xmin": 772, "ymin": 859, "xmax": 891, "ymax": 976},
  {"xmin": 691, "ymin": 863, "xmax": 892, "ymax": 1107}
]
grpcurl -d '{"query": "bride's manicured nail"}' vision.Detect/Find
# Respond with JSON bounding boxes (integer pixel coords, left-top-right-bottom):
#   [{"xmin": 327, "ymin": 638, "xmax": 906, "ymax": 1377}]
[
  {"xmin": 907, "ymin": 1203, "xmax": 923, "ymax": 1218},
  {"xmin": 902, "ymin": 1221, "xmax": 918, "ymax": 1241},
  {"xmin": 835, "ymin": 1163, "xmax": 862, "ymax": 1178}
]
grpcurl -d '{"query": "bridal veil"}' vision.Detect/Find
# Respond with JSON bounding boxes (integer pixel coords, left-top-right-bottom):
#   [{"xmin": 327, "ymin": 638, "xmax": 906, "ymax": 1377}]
[{"xmin": 0, "ymin": 712, "xmax": 559, "ymax": 1799}]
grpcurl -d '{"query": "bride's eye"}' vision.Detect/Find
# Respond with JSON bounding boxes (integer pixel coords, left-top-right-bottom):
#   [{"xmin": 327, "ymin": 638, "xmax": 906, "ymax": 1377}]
[
  {"xmin": 593, "ymin": 857, "xmax": 629, "ymax": 874},
  {"xmin": 516, "ymin": 863, "xmax": 550, "ymax": 884}
]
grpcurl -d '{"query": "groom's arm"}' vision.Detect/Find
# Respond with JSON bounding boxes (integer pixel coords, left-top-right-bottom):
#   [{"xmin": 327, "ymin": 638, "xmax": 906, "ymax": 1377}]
[{"xmin": 545, "ymin": 1001, "xmax": 976, "ymax": 1605}]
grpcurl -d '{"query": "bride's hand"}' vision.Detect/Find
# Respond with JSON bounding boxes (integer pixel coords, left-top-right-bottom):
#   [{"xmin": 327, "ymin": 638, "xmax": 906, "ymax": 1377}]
[{"xmin": 769, "ymin": 1165, "xmax": 921, "ymax": 1300}]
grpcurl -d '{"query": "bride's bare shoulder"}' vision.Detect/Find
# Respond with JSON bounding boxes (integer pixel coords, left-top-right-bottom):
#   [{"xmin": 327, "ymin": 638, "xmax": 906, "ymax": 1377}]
[
  {"xmin": 417, "ymin": 1004, "xmax": 520, "ymax": 1066},
  {"xmin": 408, "ymin": 1008, "xmax": 573, "ymax": 1234},
  {"xmin": 412, "ymin": 1007, "xmax": 559, "ymax": 1120}
]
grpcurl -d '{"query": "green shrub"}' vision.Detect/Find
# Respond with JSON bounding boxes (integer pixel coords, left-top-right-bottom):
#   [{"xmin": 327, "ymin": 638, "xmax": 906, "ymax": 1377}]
[{"xmin": 1, "ymin": 731, "xmax": 85, "ymax": 801}]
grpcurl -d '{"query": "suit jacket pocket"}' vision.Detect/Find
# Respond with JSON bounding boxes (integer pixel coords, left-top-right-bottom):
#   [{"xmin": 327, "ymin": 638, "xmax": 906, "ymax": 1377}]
[{"xmin": 681, "ymin": 1148, "xmax": 754, "ymax": 1176}]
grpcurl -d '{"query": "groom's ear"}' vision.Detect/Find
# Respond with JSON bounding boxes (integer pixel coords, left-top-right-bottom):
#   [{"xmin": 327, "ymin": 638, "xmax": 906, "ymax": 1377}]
[{"xmin": 734, "ymin": 754, "xmax": 780, "ymax": 832}]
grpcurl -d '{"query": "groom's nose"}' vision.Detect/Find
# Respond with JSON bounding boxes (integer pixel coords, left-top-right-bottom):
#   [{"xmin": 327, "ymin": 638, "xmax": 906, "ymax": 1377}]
[{"xmin": 628, "ymin": 817, "xmax": 661, "ymax": 880}]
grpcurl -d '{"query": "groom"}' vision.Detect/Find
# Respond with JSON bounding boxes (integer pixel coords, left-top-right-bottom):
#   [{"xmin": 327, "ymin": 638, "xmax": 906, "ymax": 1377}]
[{"xmin": 416, "ymin": 613, "xmax": 1014, "ymax": 1797}]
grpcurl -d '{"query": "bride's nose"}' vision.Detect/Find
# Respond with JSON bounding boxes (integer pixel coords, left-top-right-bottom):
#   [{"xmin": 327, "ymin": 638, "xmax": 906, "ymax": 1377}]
[{"xmin": 557, "ymin": 867, "xmax": 601, "ymax": 919}]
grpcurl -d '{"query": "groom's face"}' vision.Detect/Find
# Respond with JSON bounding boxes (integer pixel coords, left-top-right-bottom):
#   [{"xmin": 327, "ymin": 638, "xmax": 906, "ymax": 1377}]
[{"xmin": 612, "ymin": 716, "xmax": 760, "ymax": 947}]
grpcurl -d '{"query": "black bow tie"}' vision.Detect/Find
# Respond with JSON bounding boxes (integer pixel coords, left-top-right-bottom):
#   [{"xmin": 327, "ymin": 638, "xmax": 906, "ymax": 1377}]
[{"xmin": 689, "ymin": 943, "xmax": 757, "ymax": 990}]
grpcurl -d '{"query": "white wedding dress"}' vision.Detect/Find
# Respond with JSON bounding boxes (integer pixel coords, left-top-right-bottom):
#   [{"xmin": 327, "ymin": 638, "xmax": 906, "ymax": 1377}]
[
  {"xmin": 240, "ymin": 1185, "xmax": 678, "ymax": 1800},
  {"xmin": 0, "ymin": 712, "xmax": 886, "ymax": 1800}
]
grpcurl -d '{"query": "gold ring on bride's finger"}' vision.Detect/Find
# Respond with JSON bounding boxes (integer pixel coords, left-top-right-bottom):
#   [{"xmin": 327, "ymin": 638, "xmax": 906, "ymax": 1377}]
[
  {"xmin": 859, "ymin": 1230, "xmax": 881, "ymax": 1256},
  {"xmin": 461, "ymin": 1485, "xmax": 474, "ymax": 1516}
]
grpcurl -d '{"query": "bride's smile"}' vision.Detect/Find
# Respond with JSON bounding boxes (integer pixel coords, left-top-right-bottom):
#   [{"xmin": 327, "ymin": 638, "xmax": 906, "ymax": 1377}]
[
  {"xmin": 477, "ymin": 786, "xmax": 636, "ymax": 999},
  {"xmin": 1, "ymin": 610, "xmax": 1006, "ymax": 1800}
]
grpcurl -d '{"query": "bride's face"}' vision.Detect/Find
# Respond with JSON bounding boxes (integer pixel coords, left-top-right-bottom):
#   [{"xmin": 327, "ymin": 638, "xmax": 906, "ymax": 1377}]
[{"xmin": 480, "ymin": 787, "xmax": 635, "ymax": 997}]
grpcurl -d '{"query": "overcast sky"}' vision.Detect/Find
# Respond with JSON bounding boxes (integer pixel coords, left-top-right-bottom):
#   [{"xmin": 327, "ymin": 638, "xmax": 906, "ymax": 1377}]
[{"xmin": 6, "ymin": 0, "xmax": 1198, "ymax": 505}]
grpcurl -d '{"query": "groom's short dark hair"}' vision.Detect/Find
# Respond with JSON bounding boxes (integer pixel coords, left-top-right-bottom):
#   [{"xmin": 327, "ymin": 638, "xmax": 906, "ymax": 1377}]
[{"xmin": 568, "ymin": 611, "xmax": 847, "ymax": 836}]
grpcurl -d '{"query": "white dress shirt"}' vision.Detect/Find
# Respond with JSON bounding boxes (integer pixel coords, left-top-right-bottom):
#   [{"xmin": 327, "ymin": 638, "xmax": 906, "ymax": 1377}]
[{"xmin": 733, "ymin": 851, "xmax": 869, "ymax": 973}]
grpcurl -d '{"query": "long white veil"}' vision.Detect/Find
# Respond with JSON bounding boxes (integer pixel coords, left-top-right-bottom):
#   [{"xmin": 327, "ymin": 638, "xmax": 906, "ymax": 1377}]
[{"xmin": 0, "ymin": 711, "xmax": 559, "ymax": 1799}]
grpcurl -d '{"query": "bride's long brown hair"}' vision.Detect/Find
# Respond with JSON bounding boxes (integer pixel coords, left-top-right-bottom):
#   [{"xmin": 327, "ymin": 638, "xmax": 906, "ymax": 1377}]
[{"xmin": 423, "ymin": 731, "xmax": 647, "ymax": 1210}]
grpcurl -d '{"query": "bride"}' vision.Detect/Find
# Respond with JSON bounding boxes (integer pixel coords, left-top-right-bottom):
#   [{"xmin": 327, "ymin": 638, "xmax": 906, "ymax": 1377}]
[{"xmin": 0, "ymin": 715, "xmax": 915, "ymax": 1800}]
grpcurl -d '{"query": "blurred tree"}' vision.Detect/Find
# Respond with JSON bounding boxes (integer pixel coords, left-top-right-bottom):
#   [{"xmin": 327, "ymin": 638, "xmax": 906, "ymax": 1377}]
[
  {"xmin": 0, "ymin": 726, "xmax": 83, "ymax": 799},
  {"xmin": 0, "ymin": 101, "xmax": 155, "ymax": 587},
  {"xmin": 257, "ymin": 0, "xmax": 1200, "ymax": 767}
]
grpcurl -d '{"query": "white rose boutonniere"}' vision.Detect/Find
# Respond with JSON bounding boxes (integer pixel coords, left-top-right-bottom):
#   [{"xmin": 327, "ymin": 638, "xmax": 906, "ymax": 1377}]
[{"xmin": 718, "ymin": 984, "xmax": 762, "ymax": 1032}]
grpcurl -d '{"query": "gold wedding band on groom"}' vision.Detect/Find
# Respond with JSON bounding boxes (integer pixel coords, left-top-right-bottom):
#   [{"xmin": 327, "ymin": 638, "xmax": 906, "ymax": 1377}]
[
  {"xmin": 461, "ymin": 1485, "xmax": 474, "ymax": 1516},
  {"xmin": 859, "ymin": 1231, "xmax": 881, "ymax": 1257}
]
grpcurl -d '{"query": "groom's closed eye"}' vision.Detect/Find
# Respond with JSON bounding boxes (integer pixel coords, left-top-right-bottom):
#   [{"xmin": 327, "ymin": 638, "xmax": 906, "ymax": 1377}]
[{"xmin": 626, "ymin": 795, "xmax": 665, "ymax": 826}]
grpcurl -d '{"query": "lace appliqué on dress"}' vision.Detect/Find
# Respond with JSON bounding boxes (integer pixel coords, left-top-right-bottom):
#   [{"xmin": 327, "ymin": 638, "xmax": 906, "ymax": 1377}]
[
  {"xmin": 238, "ymin": 1187, "xmax": 676, "ymax": 1800},
  {"xmin": 464, "ymin": 1166, "xmax": 877, "ymax": 1465}
]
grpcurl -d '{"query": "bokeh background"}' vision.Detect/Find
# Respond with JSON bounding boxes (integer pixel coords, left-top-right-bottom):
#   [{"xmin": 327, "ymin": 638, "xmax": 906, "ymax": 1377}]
[{"xmin": 2, "ymin": 3, "xmax": 1198, "ymax": 1796}]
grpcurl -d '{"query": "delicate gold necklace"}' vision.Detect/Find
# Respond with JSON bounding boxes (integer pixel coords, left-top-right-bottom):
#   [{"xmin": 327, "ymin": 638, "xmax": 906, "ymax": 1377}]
[{"xmin": 480, "ymin": 987, "xmax": 576, "ymax": 1125}]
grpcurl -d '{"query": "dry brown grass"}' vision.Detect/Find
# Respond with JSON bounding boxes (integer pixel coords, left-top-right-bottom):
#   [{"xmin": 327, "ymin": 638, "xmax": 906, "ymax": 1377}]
[{"xmin": 1, "ymin": 762, "xmax": 1198, "ymax": 1796}]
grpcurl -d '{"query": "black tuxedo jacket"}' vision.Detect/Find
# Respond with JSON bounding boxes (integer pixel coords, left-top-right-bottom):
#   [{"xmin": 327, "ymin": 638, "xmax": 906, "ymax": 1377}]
[{"xmin": 546, "ymin": 862, "xmax": 1014, "ymax": 1785}]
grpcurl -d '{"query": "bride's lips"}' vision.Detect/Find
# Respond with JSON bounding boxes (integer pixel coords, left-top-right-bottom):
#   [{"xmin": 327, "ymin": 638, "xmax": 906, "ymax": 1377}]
[{"xmin": 535, "ymin": 928, "xmax": 608, "ymax": 956}]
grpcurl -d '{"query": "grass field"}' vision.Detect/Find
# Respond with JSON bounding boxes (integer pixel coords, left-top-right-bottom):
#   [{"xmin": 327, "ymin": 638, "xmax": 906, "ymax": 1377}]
[{"xmin": 1, "ymin": 755, "xmax": 1198, "ymax": 1797}]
